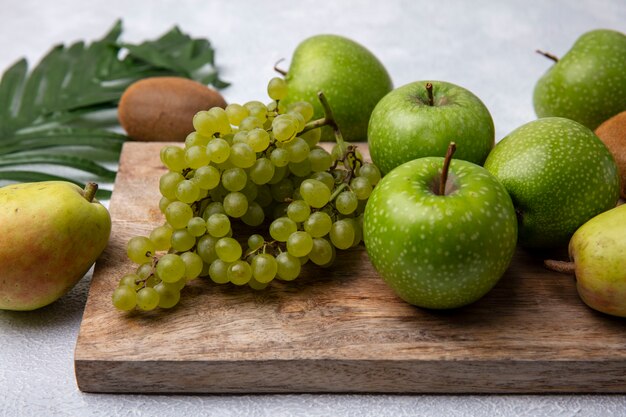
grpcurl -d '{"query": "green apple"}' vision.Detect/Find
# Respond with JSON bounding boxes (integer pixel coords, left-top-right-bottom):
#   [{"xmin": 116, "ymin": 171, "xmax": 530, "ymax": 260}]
[
  {"xmin": 280, "ymin": 34, "xmax": 392, "ymax": 142},
  {"xmin": 368, "ymin": 81, "xmax": 495, "ymax": 175},
  {"xmin": 0, "ymin": 181, "xmax": 111, "ymax": 310},
  {"xmin": 545, "ymin": 203, "xmax": 626, "ymax": 318},
  {"xmin": 363, "ymin": 144, "xmax": 518, "ymax": 309},
  {"xmin": 484, "ymin": 117, "xmax": 620, "ymax": 249},
  {"xmin": 533, "ymin": 29, "xmax": 626, "ymax": 130}
]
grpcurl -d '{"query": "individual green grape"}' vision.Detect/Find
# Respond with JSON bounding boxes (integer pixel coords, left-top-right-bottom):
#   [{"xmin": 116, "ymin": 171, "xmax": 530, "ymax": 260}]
[
  {"xmin": 300, "ymin": 179, "xmax": 331, "ymax": 208},
  {"xmin": 185, "ymin": 132, "xmax": 211, "ymax": 148},
  {"xmin": 357, "ymin": 163, "xmax": 381, "ymax": 185},
  {"xmin": 310, "ymin": 171, "xmax": 335, "ymax": 191},
  {"xmin": 241, "ymin": 202, "xmax": 265, "ymax": 227},
  {"xmin": 176, "ymin": 180, "xmax": 201, "ymax": 204},
  {"xmin": 239, "ymin": 115, "xmax": 264, "ymax": 131},
  {"xmin": 185, "ymin": 145, "xmax": 210, "ymax": 169},
  {"xmin": 241, "ymin": 181, "xmax": 259, "ymax": 202},
  {"xmin": 227, "ymin": 260, "xmax": 252, "ymax": 285},
  {"xmin": 208, "ymin": 259, "xmax": 230, "ymax": 284},
  {"xmin": 300, "ymin": 128, "xmax": 321, "ymax": 148},
  {"xmin": 171, "ymin": 229, "xmax": 196, "ymax": 252},
  {"xmin": 309, "ymin": 148, "xmax": 333, "ymax": 172},
  {"xmin": 127, "ymin": 236, "xmax": 156, "ymax": 264},
  {"xmin": 225, "ymin": 103, "xmax": 249, "ymax": 126},
  {"xmin": 136, "ymin": 287, "xmax": 160, "ymax": 311},
  {"xmin": 303, "ymin": 211, "xmax": 333, "ymax": 238},
  {"xmin": 215, "ymin": 237, "xmax": 242, "ymax": 262},
  {"xmin": 335, "ymin": 190, "xmax": 358, "ymax": 215},
  {"xmin": 272, "ymin": 115, "xmax": 297, "ymax": 142},
  {"xmin": 247, "ymin": 234, "xmax": 265, "ymax": 252},
  {"xmin": 247, "ymin": 128, "xmax": 271, "ymax": 152},
  {"xmin": 159, "ymin": 171, "xmax": 184, "ymax": 200},
  {"xmin": 270, "ymin": 178, "xmax": 294, "ymax": 202},
  {"xmin": 193, "ymin": 110, "xmax": 217, "ymax": 136},
  {"xmin": 269, "ymin": 217, "xmax": 297, "ymax": 242},
  {"xmin": 119, "ymin": 273, "xmax": 140, "ymax": 289},
  {"xmin": 350, "ymin": 176, "xmax": 373, "ymax": 200},
  {"xmin": 251, "ymin": 253, "xmax": 278, "ymax": 283},
  {"xmin": 286, "ymin": 111, "xmax": 305, "ymax": 132},
  {"xmin": 228, "ymin": 142, "xmax": 256, "ymax": 168},
  {"xmin": 267, "ymin": 77, "xmax": 288, "ymax": 101},
  {"xmin": 206, "ymin": 213, "xmax": 231, "ymax": 237},
  {"xmin": 270, "ymin": 147, "xmax": 290, "ymax": 167},
  {"xmin": 160, "ymin": 146, "xmax": 186, "ymax": 172},
  {"xmin": 193, "ymin": 165, "xmax": 220, "ymax": 190},
  {"xmin": 287, "ymin": 199, "xmax": 311, "ymax": 223},
  {"xmin": 287, "ymin": 101, "xmax": 314, "ymax": 122},
  {"xmin": 156, "ymin": 253, "xmax": 186, "ymax": 283},
  {"xmin": 207, "ymin": 138, "xmax": 231, "ymax": 163},
  {"xmin": 249, "ymin": 157, "xmax": 275, "ymax": 185},
  {"xmin": 159, "ymin": 196, "xmax": 172, "ymax": 214},
  {"xmin": 154, "ymin": 282, "xmax": 181, "ymax": 309},
  {"xmin": 180, "ymin": 251, "xmax": 203, "ymax": 280},
  {"xmin": 112, "ymin": 286, "xmax": 137, "ymax": 311},
  {"xmin": 202, "ymin": 201, "xmax": 226, "ymax": 220},
  {"xmin": 197, "ymin": 235, "xmax": 218, "ymax": 263},
  {"xmin": 150, "ymin": 224, "xmax": 174, "ymax": 251},
  {"xmin": 330, "ymin": 219, "xmax": 355, "ymax": 250},
  {"xmin": 136, "ymin": 262, "xmax": 154, "ymax": 280},
  {"xmin": 288, "ymin": 158, "xmax": 312, "ymax": 177},
  {"xmin": 286, "ymin": 231, "xmax": 314, "ymax": 257},
  {"xmin": 285, "ymin": 137, "xmax": 309, "ymax": 163},
  {"xmin": 276, "ymin": 252, "xmax": 301, "ymax": 281},
  {"xmin": 309, "ymin": 238, "xmax": 334, "ymax": 266},
  {"xmin": 248, "ymin": 278, "xmax": 269, "ymax": 290},
  {"xmin": 232, "ymin": 130, "xmax": 249, "ymax": 144},
  {"xmin": 165, "ymin": 201, "xmax": 193, "ymax": 229},
  {"xmin": 187, "ymin": 216, "xmax": 207, "ymax": 237},
  {"xmin": 221, "ymin": 167, "xmax": 247, "ymax": 192},
  {"xmin": 223, "ymin": 192, "xmax": 248, "ymax": 218},
  {"xmin": 208, "ymin": 107, "xmax": 232, "ymax": 135},
  {"xmin": 268, "ymin": 165, "xmax": 288, "ymax": 185},
  {"xmin": 244, "ymin": 100, "xmax": 268, "ymax": 118},
  {"xmin": 256, "ymin": 184, "xmax": 273, "ymax": 207}
]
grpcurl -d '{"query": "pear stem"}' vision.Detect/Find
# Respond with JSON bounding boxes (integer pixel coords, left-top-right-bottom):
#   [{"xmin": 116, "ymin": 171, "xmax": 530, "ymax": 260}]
[
  {"xmin": 544, "ymin": 259, "xmax": 576, "ymax": 275},
  {"xmin": 535, "ymin": 49, "xmax": 559, "ymax": 63},
  {"xmin": 273, "ymin": 58, "xmax": 288, "ymax": 76},
  {"xmin": 439, "ymin": 142, "xmax": 456, "ymax": 196},
  {"xmin": 83, "ymin": 182, "xmax": 98, "ymax": 202},
  {"xmin": 425, "ymin": 82, "xmax": 434, "ymax": 106}
]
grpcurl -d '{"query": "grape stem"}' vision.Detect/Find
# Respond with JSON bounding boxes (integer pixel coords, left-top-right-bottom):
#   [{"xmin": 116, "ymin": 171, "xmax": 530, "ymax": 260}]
[
  {"xmin": 301, "ymin": 91, "xmax": 346, "ymax": 146},
  {"xmin": 329, "ymin": 182, "xmax": 349, "ymax": 202}
]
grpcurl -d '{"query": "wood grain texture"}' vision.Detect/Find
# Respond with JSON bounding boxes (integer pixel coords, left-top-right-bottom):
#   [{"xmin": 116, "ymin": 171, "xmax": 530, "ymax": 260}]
[{"xmin": 74, "ymin": 142, "xmax": 626, "ymax": 394}]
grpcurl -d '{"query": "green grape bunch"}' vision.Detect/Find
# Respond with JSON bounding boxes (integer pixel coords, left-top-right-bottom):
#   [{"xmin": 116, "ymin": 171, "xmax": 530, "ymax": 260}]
[{"xmin": 112, "ymin": 77, "xmax": 382, "ymax": 312}]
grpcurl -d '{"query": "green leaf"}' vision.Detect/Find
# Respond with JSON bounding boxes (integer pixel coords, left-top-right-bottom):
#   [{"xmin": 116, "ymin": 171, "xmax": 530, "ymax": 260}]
[
  {"xmin": 0, "ymin": 170, "xmax": 112, "ymax": 199},
  {"xmin": 0, "ymin": 153, "xmax": 117, "ymax": 180}
]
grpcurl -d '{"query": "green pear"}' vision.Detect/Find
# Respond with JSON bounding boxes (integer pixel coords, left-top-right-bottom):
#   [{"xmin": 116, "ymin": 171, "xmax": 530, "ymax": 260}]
[
  {"xmin": 0, "ymin": 181, "xmax": 111, "ymax": 311},
  {"xmin": 545, "ymin": 204, "xmax": 626, "ymax": 317},
  {"xmin": 533, "ymin": 29, "xmax": 626, "ymax": 130},
  {"xmin": 484, "ymin": 117, "xmax": 620, "ymax": 249},
  {"xmin": 280, "ymin": 34, "xmax": 393, "ymax": 141}
]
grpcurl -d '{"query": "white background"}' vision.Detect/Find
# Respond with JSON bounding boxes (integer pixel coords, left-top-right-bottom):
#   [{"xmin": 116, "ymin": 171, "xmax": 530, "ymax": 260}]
[{"xmin": 0, "ymin": 0, "xmax": 625, "ymax": 416}]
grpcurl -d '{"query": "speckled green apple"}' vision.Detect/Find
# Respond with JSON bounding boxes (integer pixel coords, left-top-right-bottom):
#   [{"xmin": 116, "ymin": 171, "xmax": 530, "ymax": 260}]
[
  {"xmin": 363, "ymin": 155, "xmax": 517, "ymax": 309},
  {"xmin": 281, "ymin": 34, "xmax": 392, "ymax": 141},
  {"xmin": 368, "ymin": 81, "xmax": 495, "ymax": 175},
  {"xmin": 566, "ymin": 204, "xmax": 626, "ymax": 317},
  {"xmin": 533, "ymin": 29, "xmax": 626, "ymax": 130},
  {"xmin": 0, "ymin": 181, "xmax": 111, "ymax": 311},
  {"xmin": 484, "ymin": 117, "xmax": 620, "ymax": 249}
]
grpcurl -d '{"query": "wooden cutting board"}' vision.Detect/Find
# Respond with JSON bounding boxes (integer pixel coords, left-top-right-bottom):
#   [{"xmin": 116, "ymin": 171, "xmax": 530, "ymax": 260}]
[{"xmin": 74, "ymin": 141, "xmax": 626, "ymax": 394}]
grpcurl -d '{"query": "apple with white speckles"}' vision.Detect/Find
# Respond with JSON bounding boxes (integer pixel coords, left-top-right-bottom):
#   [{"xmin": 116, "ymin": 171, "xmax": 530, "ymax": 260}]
[
  {"xmin": 533, "ymin": 29, "xmax": 626, "ymax": 130},
  {"xmin": 484, "ymin": 117, "xmax": 620, "ymax": 249},
  {"xmin": 368, "ymin": 81, "xmax": 495, "ymax": 175},
  {"xmin": 363, "ymin": 143, "xmax": 518, "ymax": 310},
  {"xmin": 280, "ymin": 34, "xmax": 393, "ymax": 142}
]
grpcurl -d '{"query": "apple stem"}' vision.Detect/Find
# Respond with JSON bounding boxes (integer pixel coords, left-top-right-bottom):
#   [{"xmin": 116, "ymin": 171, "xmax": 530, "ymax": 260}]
[
  {"xmin": 544, "ymin": 259, "xmax": 576, "ymax": 275},
  {"xmin": 438, "ymin": 142, "xmax": 457, "ymax": 196},
  {"xmin": 425, "ymin": 82, "xmax": 434, "ymax": 106},
  {"xmin": 83, "ymin": 182, "xmax": 98, "ymax": 202},
  {"xmin": 273, "ymin": 58, "xmax": 288, "ymax": 76},
  {"xmin": 535, "ymin": 49, "xmax": 559, "ymax": 63}
]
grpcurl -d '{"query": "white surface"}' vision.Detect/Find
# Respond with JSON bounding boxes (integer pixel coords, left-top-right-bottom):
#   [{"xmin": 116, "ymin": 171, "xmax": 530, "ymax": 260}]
[{"xmin": 1, "ymin": 0, "xmax": 626, "ymax": 416}]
